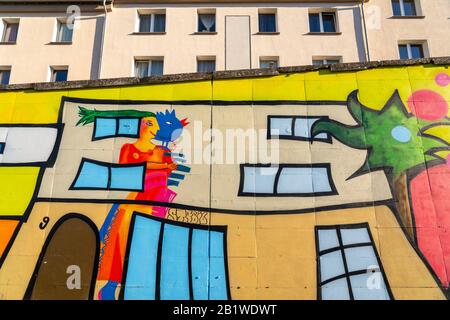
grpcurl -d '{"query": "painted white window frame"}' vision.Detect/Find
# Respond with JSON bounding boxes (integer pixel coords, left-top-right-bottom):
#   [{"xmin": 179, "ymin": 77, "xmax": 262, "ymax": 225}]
[
  {"xmin": 259, "ymin": 56, "xmax": 279, "ymax": 69},
  {"xmin": 1, "ymin": 18, "xmax": 20, "ymax": 43},
  {"xmin": 49, "ymin": 65, "xmax": 69, "ymax": 82},
  {"xmin": 393, "ymin": 0, "xmax": 419, "ymax": 16},
  {"xmin": 134, "ymin": 57, "xmax": 164, "ymax": 77},
  {"xmin": 196, "ymin": 56, "xmax": 216, "ymax": 72},
  {"xmin": 136, "ymin": 9, "xmax": 166, "ymax": 33},
  {"xmin": 0, "ymin": 66, "xmax": 11, "ymax": 85},
  {"xmin": 312, "ymin": 57, "xmax": 342, "ymax": 65},
  {"xmin": 197, "ymin": 8, "xmax": 216, "ymax": 33},
  {"xmin": 258, "ymin": 8, "xmax": 278, "ymax": 33},
  {"xmin": 310, "ymin": 11, "xmax": 338, "ymax": 33},
  {"xmin": 398, "ymin": 42, "xmax": 427, "ymax": 59},
  {"xmin": 54, "ymin": 18, "xmax": 74, "ymax": 42}
]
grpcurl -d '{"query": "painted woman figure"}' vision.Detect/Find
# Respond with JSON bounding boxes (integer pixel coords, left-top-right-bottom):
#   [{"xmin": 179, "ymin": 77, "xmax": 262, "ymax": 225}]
[{"xmin": 76, "ymin": 107, "xmax": 188, "ymax": 300}]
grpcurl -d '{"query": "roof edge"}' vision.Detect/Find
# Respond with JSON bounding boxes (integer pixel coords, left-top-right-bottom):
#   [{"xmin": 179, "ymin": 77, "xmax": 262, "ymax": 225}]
[{"xmin": 1, "ymin": 56, "xmax": 449, "ymax": 92}]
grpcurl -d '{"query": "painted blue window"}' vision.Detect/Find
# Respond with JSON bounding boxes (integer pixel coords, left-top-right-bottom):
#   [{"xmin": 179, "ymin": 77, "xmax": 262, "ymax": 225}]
[
  {"xmin": 160, "ymin": 224, "xmax": 191, "ymax": 300},
  {"xmin": 94, "ymin": 118, "xmax": 116, "ymax": 139},
  {"xmin": 123, "ymin": 214, "xmax": 229, "ymax": 300},
  {"xmin": 124, "ymin": 216, "xmax": 161, "ymax": 300},
  {"xmin": 316, "ymin": 224, "xmax": 392, "ymax": 300},
  {"xmin": 110, "ymin": 165, "xmax": 144, "ymax": 191},
  {"xmin": 72, "ymin": 160, "xmax": 109, "ymax": 189},
  {"xmin": 94, "ymin": 117, "xmax": 140, "ymax": 140},
  {"xmin": 0, "ymin": 142, "xmax": 5, "ymax": 154},
  {"xmin": 118, "ymin": 118, "xmax": 140, "ymax": 136},
  {"xmin": 240, "ymin": 164, "xmax": 336, "ymax": 196},
  {"xmin": 71, "ymin": 159, "xmax": 145, "ymax": 191},
  {"xmin": 268, "ymin": 116, "xmax": 330, "ymax": 142}
]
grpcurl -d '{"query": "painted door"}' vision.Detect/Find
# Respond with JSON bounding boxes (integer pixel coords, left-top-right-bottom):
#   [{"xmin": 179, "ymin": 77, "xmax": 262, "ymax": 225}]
[
  {"xmin": 225, "ymin": 16, "xmax": 251, "ymax": 70},
  {"xmin": 25, "ymin": 214, "xmax": 99, "ymax": 300}
]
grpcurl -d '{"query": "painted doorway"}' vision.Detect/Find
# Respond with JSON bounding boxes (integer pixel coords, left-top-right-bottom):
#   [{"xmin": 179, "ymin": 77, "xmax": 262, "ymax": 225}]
[
  {"xmin": 25, "ymin": 214, "xmax": 99, "ymax": 300},
  {"xmin": 225, "ymin": 15, "xmax": 251, "ymax": 70}
]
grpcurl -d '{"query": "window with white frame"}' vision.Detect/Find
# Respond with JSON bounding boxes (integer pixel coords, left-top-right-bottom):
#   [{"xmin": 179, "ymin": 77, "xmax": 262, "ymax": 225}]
[
  {"xmin": 392, "ymin": 0, "xmax": 418, "ymax": 16},
  {"xmin": 239, "ymin": 163, "xmax": 337, "ymax": 196},
  {"xmin": 267, "ymin": 115, "xmax": 331, "ymax": 143},
  {"xmin": 258, "ymin": 10, "xmax": 277, "ymax": 33},
  {"xmin": 55, "ymin": 19, "xmax": 74, "ymax": 42},
  {"xmin": 138, "ymin": 11, "xmax": 166, "ymax": 33},
  {"xmin": 198, "ymin": 10, "xmax": 216, "ymax": 32},
  {"xmin": 135, "ymin": 58, "xmax": 164, "ymax": 77},
  {"xmin": 1, "ymin": 19, "xmax": 19, "ymax": 43},
  {"xmin": 309, "ymin": 12, "xmax": 337, "ymax": 33},
  {"xmin": 398, "ymin": 43, "xmax": 425, "ymax": 59},
  {"xmin": 316, "ymin": 224, "xmax": 392, "ymax": 300},
  {"xmin": 197, "ymin": 57, "xmax": 216, "ymax": 72},
  {"xmin": 0, "ymin": 67, "xmax": 11, "ymax": 85},
  {"xmin": 50, "ymin": 66, "xmax": 68, "ymax": 82},
  {"xmin": 312, "ymin": 58, "xmax": 341, "ymax": 65},
  {"xmin": 260, "ymin": 57, "xmax": 279, "ymax": 69}
]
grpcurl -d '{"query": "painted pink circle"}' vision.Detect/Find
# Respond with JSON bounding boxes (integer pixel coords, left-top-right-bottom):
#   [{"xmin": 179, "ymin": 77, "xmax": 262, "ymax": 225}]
[
  {"xmin": 408, "ymin": 90, "xmax": 448, "ymax": 121},
  {"xmin": 435, "ymin": 73, "xmax": 450, "ymax": 87}
]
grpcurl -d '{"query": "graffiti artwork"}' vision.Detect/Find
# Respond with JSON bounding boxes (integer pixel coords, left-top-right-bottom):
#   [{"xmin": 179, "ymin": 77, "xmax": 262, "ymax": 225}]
[{"xmin": 0, "ymin": 63, "xmax": 449, "ymax": 300}]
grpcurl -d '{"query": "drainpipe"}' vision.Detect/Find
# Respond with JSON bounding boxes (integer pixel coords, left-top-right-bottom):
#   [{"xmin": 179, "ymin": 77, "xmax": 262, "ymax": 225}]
[
  {"xmin": 97, "ymin": 0, "xmax": 111, "ymax": 79},
  {"xmin": 360, "ymin": 0, "xmax": 371, "ymax": 62}
]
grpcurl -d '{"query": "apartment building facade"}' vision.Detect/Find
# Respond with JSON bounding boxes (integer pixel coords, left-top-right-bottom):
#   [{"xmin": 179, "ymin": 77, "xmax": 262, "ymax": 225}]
[{"xmin": 0, "ymin": 0, "xmax": 449, "ymax": 84}]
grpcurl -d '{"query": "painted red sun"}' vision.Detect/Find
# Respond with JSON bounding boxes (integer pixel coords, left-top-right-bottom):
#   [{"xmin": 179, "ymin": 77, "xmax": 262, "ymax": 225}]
[{"xmin": 407, "ymin": 90, "xmax": 448, "ymax": 121}]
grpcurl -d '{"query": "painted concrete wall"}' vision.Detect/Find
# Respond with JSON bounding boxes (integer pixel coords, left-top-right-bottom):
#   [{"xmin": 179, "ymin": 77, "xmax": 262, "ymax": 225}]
[{"xmin": 0, "ymin": 63, "xmax": 449, "ymax": 300}]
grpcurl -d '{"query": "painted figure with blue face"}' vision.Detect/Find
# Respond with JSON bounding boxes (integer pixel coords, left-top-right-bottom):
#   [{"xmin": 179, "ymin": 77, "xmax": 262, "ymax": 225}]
[{"xmin": 154, "ymin": 110, "xmax": 189, "ymax": 146}]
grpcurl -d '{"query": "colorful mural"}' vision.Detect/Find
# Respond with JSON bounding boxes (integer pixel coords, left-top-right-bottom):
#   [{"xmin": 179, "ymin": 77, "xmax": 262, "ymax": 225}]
[{"xmin": 0, "ymin": 63, "xmax": 449, "ymax": 300}]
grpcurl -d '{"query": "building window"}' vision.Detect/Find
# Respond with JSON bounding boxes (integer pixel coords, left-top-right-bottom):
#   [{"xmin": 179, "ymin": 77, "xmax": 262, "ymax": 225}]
[
  {"xmin": 316, "ymin": 224, "xmax": 392, "ymax": 300},
  {"xmin": 398, "ymin": 43, "xmax": 425, "ymax": 59},
  {"xmin": 392, "ymin": 0, "xmax": 417, "ymax": 16},
  {"xmin": 198, "ymin": 12, "xmax": 216, "ymax": 32},
  {"xmin": 309, "ymin": 12, "xmax": 337, "ymax": 33},
  {"xmin": 312, "ymin": 58, "xmax": 341, "ymax": 65},
  {"xmin": 50, "ymin": 66, "xmax": 68, "ymax": 82},
  {"xmin": 135, "ymin": 59, "xmax": 164, "ymax": 77},
  {"xmin": 260, "ymin": 57, "xmax": 279, "ymax": 69},
  {"xmin": 93, "ymin": 117, "xmax": 141, "ymax": 140},
  {"xmin": 239, "ymin": 163, "xmax": 337, "ymax": 196},
  {"xmin": 0, "ymin": 67, "xmax": 11, "ymax": 85},
  {"xmin": 71, "ymin": 158, "xmax": 146, "ymax": 191},
  {"xmin": 122, "ymin": 213, "xmax": 229, "ymax": 300},
  {"xmin": 138, "ymin": 12, "xmax": 166, "ymax": 33},
  {"xmin": 55, "ymin": 19, "xmax": 73, "ymax": 42},
  {"xmin": 1, "ymin": 20, "xmax": 19, "ymax": 43},
  {"xmin": 267, "ymin": 115, "xmax": 331, "ymax": 143},
  {"xmin": 197, "ymin": 57, "xmax": 216, "ymax": 72},
  {"xmin": 258, "ymin": 11, "xmax": 277, "ymax": 33}
]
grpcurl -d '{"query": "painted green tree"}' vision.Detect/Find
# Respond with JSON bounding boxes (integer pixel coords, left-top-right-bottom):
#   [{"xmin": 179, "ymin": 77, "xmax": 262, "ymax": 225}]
[{"xmin": 311, "ymin": 90, "xmax": 450, "ymax": 180}]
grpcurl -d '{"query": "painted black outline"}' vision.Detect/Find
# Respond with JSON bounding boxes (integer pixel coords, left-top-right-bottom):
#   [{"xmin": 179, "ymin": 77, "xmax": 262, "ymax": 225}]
[
  {"xmin": 91, "ymin": 116, "xmax": 141, "ymax": 141},
  {"xmin": 315, "ymin": 223, "xmax": 394, "ymax": 300},
  {"xmin": 23, "ymin": 213, "xmax": 100, "ymax": 300},
  {"xmin": 35, "ymin": 197, "xmax": 395, "ymax": 216},
  {"xmin": 119, "ymin": 211, "xmax": 230, "ymax": 300},
  {"xmin": 69, "ymin": 157, "xmax": 146, "ymax": 192},
  {"xmin": 267, "ymin": 115, "xmax": 332, "ymax": 144},
  {"xmin": 61, "ymin": 95, "xmax": 348, "ymax": 107},
  {"xmin": 0, "ymin": 123, "xmax": 64, "ymax": 167},
  {"xmin": 237, "ymin": 163, "xmax": 338, "ymax": 197}
]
